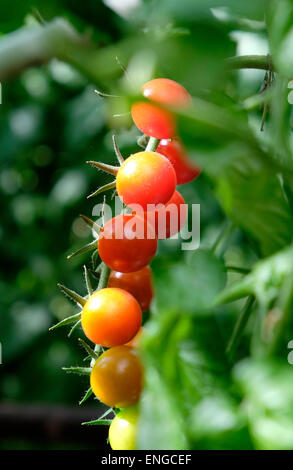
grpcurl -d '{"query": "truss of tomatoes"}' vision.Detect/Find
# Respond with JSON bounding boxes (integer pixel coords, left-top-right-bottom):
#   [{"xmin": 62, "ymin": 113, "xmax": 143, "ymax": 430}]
[{"xmin": 52, "ymin": 78, "xmax": 201, "ymax": 450}]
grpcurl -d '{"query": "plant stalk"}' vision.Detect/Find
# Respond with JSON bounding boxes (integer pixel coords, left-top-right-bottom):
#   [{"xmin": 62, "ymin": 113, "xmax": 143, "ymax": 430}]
[
  {"xmin": 226, "ymin": 296, "xmax": 255, "ymax": 362},
  {"xmin": 145, "ymin": 137, "xmax": 160, "ymax": 152}
]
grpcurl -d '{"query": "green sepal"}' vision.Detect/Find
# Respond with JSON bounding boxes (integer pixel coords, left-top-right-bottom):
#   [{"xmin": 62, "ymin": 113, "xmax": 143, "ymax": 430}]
[
  {"xmin": 82, "ymin": 419, "xmax": 112, "ymax": 426},
  {"xmin": 67, "ymin": 239, "xmax": 97, "ymax": 260},
  {"xmin": 78, "ymin": 338, "xmax": 99, "ymax": 361},
  {"xmin": 68, "ymin": 319, "xmax": 81, "ymax": 337},
  {"xmin": 79, "ymin": 214, "xmax": 101, "ymax": 234},
  {"xmin": 49, "ymin": 312, "xmax": 82, "ymax": 331},
  {"xmin": 83, "ymin": 265, "xmax": 93, "ymax": 295},
  {"xmin": 87, "ymin": 181, "xmax": 116, "ymax": 199},
  {"xmin": 79, "ymin": 387, "xmax": 93, "ymax": 405},
  {"xmin": 112, "ymin": 134, "xmax": 124, "ymax": 165},
  {"xmin": 57, "ymin": 283, "xmax": 86, "ymax": 307},
  {"xmin": 62, "ymin": 366, "xmax": 91, "ymax": 376},
  {"xmin": 86, "ymin": 160, "xmax": 119, "ymax": 176}
]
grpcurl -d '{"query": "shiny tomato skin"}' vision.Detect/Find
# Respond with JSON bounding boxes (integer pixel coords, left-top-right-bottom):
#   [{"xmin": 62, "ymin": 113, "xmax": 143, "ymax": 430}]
[
  {"xmin": 157, "ymin": 139, "xmax": 201, "ymax": 185},
  {"xmin": 145, "ymin": 190, "xmax": 187, "ymax": 239},
  {"xmin": 116, "ymin": 151, "xmax": 176, "ymax": 210},
  {"xmin": 131, "ymin": 101, "xmax": 176, "ymax": 139},
  {"xmin": 98, "ymin": 214, "xmax": 157, "ymax": 273},
  {"xmin": 108, "ymin": 267, "xmax": 153, "ymax": 312},
  {"xmin": 90, "ymin": 346, "xmax": 143, "ymax": 408},
  {"xmin": 81, "ymin": 288, "xmax": 142, "ymax": 347},
  {"xmin": 109, "ymin": 406, "xmax": 138, "ymax": 450},
  {"xmin": 142, "ymin": 78, "xmax": 191, "ymax": 108}
]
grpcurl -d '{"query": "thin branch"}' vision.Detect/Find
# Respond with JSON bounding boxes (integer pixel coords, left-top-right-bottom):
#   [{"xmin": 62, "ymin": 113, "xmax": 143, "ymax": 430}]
[{"xmin": 225, "ymin": 54, "xmax": 274, "ymax": 72}]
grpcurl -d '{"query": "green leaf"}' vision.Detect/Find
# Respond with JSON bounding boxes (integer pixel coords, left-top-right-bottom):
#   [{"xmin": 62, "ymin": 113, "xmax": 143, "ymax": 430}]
[
  {"xmin": 234, "ymin": 358, "xmax": 293, "ymax": 449},
  {"xmin": 216, "ymin": 164, "xmax": 293, "ymax": 257},
  {"xmin": 267, "ymin": 0, "xmax": 293, "ymax": 77},
  {"xmin": 216, "ymin": 245, "xmax": 293, "ymax": 307},
  {"xmin": 152, "ymin": 249, "xmax": 227, "ymax": 315}
]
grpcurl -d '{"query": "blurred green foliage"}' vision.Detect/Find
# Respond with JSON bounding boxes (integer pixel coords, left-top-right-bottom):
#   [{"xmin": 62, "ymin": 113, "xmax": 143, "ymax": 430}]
[{"xmin": 1, "ymin": 0, "xmax": 293, "ymax": 451}]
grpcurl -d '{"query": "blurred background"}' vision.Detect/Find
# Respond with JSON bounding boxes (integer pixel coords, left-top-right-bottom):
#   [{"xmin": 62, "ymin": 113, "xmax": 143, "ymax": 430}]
[{"xmin": 1, "ymin": 0, "xmax": 286, "ymax": 451}]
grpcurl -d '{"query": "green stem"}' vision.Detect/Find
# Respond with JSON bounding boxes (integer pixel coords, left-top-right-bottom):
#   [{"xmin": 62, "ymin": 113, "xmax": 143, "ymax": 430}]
[
  {"xmin": 212, "ymin": 220, "xmax": 235, "ymax": 257},
  {"xmin": 268, "ymin": 277, "xmax": 293, "ymax": 356},
  {"xmin": 225, "ymin": 266, "xmax": 251, "ymax": 275},
  {"xmin": 97, "ymin": 262, "xmax": 111, "ymax": 290},
  {"xmin": 145, "ymin": 137, "xmax": 160, "ymax": 152},
  {"xmin": 225, "ymin": 55, "xmax": 274, "ymax": 71},
  {"xmin": 226, "ymin": 296, "xmax": 255, "ymax": 362}
]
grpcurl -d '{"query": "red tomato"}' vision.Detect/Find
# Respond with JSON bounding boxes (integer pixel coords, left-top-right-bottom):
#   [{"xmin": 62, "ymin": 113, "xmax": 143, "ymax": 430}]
[
  {"xmin": 81, "ymin": 288, "xmax": 142, "ymax": 347},
  {"xmin": 131, "ymin": 101, "xmax": 176, "ymax": 139},
  {"xmin": 98, "ymin": 214, "xmax": 157, "ymax": 273},
  {"xmin": 90, "ymin": 346, "xmax": 143, "ymax": 408},
  {"xmin": 142, "ymin": 78, "xmax": 191, "ymax": 108},
  {"xmin": 157, "ymin": 139, "xmax": 200, "ymax": 185},
  {"xmin": 116, "ymin": 151, "xmax": 176, "ymax": 210},
  {"xmin": 145, "ymin": 190, "xmax": 187, "ymax": 239},
  {"xmin": 108, "ymin": 267, "xmax": 153, "ymax": 311}
]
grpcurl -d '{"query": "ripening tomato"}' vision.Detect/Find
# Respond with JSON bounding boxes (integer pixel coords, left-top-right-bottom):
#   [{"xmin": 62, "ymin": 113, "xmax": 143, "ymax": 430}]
[
  {"xmin": 157, "ymin": 139, "xmax": 200, "ymax": 185},
  {"xmin": 116, "ymin": 151, "xmax": 176, "ymax": 210},
  {"xmin": 98, "ymin": 214, "xmax": 157, "ymax": 273},
  {"xmin": 142, "ymin": 78, "xmax": 191, "ymax": 108},
  {"xmin": 145, "ymin": 190, "xmax": 187, "ymax": 239},
  {"xmin": 125, "ymin": 326, "xmax": 144, "ymax": 348},
  {"xmin": 109, "ymin": 406, "xmax": 138, "ymax": 450},
  {"xmin": 131, "ymin": 101, "xmax": 176, "ymax": 139},
  {"xmin": 108, "ymin": 267, "xmax": 153, "ymax": 311},
  {"xmin": 90, "ymin": 346, "xmax": 143, "ymax": 408},
  {"xmin": 81, "ymin": 288, "xmax": 142, "ymax": 347}
]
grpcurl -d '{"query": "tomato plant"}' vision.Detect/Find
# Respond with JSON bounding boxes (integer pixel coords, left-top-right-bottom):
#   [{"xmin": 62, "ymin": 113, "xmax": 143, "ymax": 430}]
[
  {"xmin": 90, "ymin": 346, "xmax": 143, "ymax": 408},
  {"xmin": 81, "ymin": 287, "xmax": 142, "ymax": 347},
  {"xmin": 5, "ymin": 0, "xmax": 293, "ymax": 453},
  {"xmin": 108, "ymin": 267, "xmax": 153, "ymax": 311},
  {"xmin": 116, "ymin": 151, "xmax": 177, "ymax": 210}
]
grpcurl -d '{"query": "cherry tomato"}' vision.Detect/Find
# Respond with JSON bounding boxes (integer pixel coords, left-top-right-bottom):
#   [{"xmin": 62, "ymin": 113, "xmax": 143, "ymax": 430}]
[
  {"xmin": 145, "ymin": 190, "xmax": 187, "ymax": 239},
  {"xmin": 108, "ymin": 267, "xmax": 153, "ymax": 311},
  {"xmin": 81, "ymin": 288, "xmax": 142, "ymax": 347},
  {"xmin": 90, "ymin": 346, "xmax": 143, "ymax": 408},
  {"xmin": 142, "ymin": 78, "xmax": 191, "ymax": 108},
  {"xmin": 131, "ymin": 101, "xmax": 176, "ymax": 139},
  {"xmin": 109, "ymin": 406, "xmax": 138, "ymax": 450},
  {"xmin": 125, "ymin": 327, "xmax": 144, "ymax": 348},
  {"xmin": 98, "ymin": 214, "xmax": 157, "ymax": 273},
  {"xmin": 157, "ymin": 139, "xmax": 201, "ymax": 185},
  {"xmin": 116, "ymin": 151, "xmax": 176, "ymax": 210}
]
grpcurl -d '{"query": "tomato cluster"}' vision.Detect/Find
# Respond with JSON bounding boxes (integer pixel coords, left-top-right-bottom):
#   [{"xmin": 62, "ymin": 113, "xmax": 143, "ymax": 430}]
[{"xmin": 57, "ymin": 78, "xmax": 200, "ymax": 450}]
